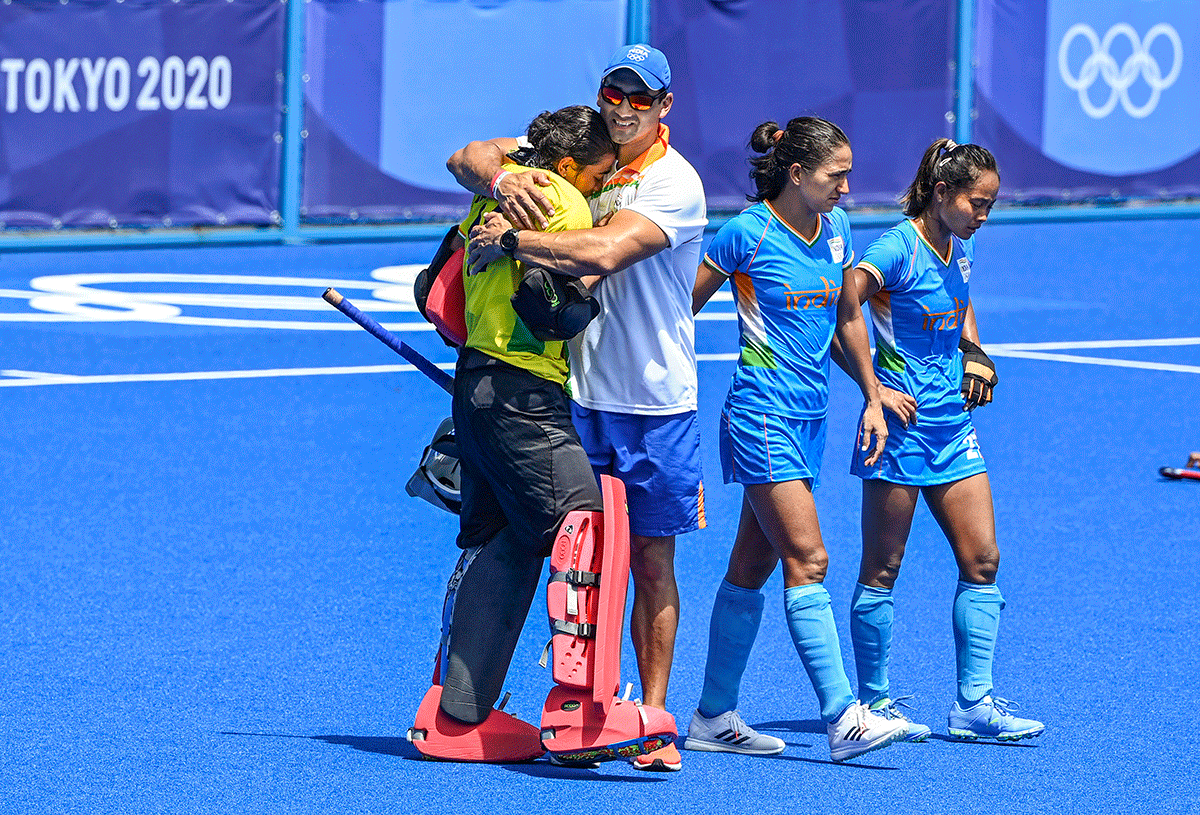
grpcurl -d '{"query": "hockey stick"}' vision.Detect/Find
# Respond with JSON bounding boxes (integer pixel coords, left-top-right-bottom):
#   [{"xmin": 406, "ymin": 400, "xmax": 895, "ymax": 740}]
[
  {"xmin": 1159, "ymin": 466, "xmax": 1200, "ymax": 482},
  {"xmin": 322, "ymin": 288, "xmax": 454, "ymax": 395}
]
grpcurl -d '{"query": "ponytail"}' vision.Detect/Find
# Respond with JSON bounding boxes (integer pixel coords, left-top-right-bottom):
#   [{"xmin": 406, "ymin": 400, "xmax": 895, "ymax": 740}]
[
  {"xmin": 746, "ymin": 117, "xmax": 849, "ymax": 203},
  {"xmin": 900, "ymin": 139, "xmax": 998, "ymax": 217}
]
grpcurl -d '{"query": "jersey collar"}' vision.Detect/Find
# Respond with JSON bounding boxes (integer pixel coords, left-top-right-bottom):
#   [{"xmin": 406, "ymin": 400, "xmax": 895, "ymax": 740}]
[
  {"xmin": 765, "ymin": 200, "xmax": 822, "ymax": 246},
  {"xmin": 906, "ymin": 219, "xmax": 953, "ymax": 266}
]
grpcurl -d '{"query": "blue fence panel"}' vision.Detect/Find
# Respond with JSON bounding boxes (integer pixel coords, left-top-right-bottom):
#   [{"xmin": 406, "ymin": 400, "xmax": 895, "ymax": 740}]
[
  {"xmin": 0, "ymin": 0, "xmax": 284, "ymax": 230},
  {"xmin": 0, "ymin": 0, "xmax": 1196, "ymax": 250},
  {"xmin": 652, "ymin": 0, "xmax": 957, "ymax": 212},
  {"xmin": 300, "ymin": 0, "xmax": 626, "ymax": 223}
]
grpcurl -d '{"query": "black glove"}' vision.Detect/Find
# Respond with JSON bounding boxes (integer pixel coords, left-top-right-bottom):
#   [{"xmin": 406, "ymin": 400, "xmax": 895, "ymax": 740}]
[
  {"xmin": 511, "ymin": 266, "xmax": 599, "ymax": 342},
  {"xmin": 959, "ymin": 336, "xmax": 998, "ymax": 409}
]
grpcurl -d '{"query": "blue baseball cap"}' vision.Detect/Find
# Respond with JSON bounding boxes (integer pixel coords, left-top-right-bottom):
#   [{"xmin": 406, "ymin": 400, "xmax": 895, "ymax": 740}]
[{"xmin": 602, "ymin": 44, "xmax": 671, "ymax": 91}]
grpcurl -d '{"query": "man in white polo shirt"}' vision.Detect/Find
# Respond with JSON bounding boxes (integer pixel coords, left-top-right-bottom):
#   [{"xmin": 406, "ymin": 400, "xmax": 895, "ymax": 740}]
[{"xmin": 447, "ymin": 43, "xmax": 707, "ymax": 772}]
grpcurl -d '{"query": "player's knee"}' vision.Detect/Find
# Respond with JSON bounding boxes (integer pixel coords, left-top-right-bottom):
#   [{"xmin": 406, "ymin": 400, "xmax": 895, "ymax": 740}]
[
  {"xmin": 867, "ymin": 558, "xmax": 903, "ymax": 589},
  {"xmin": 629, "ymin": 536, "xmax": 676, "ymax": 587},
  {"xmin": 963, "ymin": 549, "xmax": 999, "ymax": 584},
  {"xmin": 807, "ymin": 561, "xmax": 830, "ymax": 585},
  {"xmin": 726, "ymin": 557, "xmax": 775, "ymax": 590},
  {"xmin": 786, "ymin": 550, "xmax": 828, "ymax": 585}
]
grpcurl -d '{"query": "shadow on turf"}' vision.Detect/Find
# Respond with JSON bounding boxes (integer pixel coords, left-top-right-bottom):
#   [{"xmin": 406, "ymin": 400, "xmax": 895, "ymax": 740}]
[
  {"xmin": 761, "ymin": 717, "xmax": 1041, "ymax": 751},
  {"xmin": 310, "ymin": 734, "xmax": 421, "ymax": 758},
  {"xmin": 756, "ymin": 717, "xmax": 824, "ymax": 735},
  {"xmin": 506, "ymin": 763, "xmax": 667, "ymax": 782},
  {"xmin": 746, "ymin": 719, "xmax": 901, "ymax": 770},
  {"xmin": 222, "ymin": 732, "xmax": 672, "ymax": 778},
  {"xmin": 221, "ymin": 732, "xmax": 422, "ymax": 759},
  {"xmin": 924, "ymin": 733, "xmax": 1041, "ymax": 748}
]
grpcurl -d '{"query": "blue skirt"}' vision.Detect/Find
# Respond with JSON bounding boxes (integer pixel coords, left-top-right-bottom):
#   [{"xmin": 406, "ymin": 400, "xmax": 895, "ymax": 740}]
[{"xmin": 850, "ymin": 407, "xmax": 987, "ymax": 486}]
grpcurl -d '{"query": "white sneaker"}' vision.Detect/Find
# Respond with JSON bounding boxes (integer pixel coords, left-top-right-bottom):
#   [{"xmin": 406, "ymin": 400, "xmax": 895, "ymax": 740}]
[
  {"xmin": 682, "ymin": 709, "xmax": 785, "ymax": 755},
  {"xmin": 827, "ymin": 701, "xmax": 908, "ymax": 762}
]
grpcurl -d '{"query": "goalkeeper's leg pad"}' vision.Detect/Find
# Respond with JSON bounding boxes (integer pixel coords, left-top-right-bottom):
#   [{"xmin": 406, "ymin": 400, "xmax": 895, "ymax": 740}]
[
  {"xmin": 408, "ymin": 684, "xmax": 544, "ymax": 763},
  {"xmin": 539, "ymin": 475, "xmax": 676, "ymax": 761}
]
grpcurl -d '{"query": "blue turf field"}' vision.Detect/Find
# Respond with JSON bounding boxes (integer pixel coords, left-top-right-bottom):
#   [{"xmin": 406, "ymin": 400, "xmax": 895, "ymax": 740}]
[{"xmin": 0, "ymin": 218, "xmax": 1197, "ymax": 814}]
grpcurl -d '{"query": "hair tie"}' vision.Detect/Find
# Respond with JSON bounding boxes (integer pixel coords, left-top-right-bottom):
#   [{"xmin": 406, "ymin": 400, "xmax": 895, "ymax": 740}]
[
  {"xmin": 935, "ymin": 140, "xmax": 959, "ymax": 173},
  {"xmin": 772, "ymin": 129, "xmax": 785, "ymax": 145}
]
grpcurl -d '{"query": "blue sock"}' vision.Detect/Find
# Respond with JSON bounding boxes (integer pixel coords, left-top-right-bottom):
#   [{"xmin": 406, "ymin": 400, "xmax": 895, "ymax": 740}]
[
  {"xmin": 783, "ymin": 584, "xmax": 856, "ymax": 723},
  {"xmin": 952, "ymin": 580, "xmax": 1005, "ymax": 708},
  {"xmin": 850, "ymin": 583, "xmax": 894, "ymax": 706},
  {"xmin": 697, "ymin": 580, "xmax": 764, "ymax": 718}
]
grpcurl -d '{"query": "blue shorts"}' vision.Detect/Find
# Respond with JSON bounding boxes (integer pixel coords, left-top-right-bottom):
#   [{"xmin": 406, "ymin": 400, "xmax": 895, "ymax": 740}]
[
  {"xmin": 719, "ymin": 403, "xmax": 827, "ymax": 488},
  {"xmin": 571, "ymin": 404, "xmax": 705, "ymax": 537},
  {"xmin": 849, "ymin": 408, "xmax": 987, "ymax": 486}
]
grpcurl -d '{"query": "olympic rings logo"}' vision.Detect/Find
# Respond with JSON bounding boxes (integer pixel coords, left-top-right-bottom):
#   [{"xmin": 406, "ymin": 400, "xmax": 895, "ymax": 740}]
[{"xmin": 1058, "ymin": 22, "xmax": 1183, "ymax": 119}]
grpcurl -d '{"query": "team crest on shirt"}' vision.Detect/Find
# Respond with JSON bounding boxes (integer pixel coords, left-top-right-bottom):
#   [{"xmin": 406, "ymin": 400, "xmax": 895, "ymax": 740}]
[
  {"xmin": 958, "ymin": 257, "xmax": 971, "ymax": 283},
  {"xmin": 827, "ymin": 236, "xmax": 844, "ymax": 265}
]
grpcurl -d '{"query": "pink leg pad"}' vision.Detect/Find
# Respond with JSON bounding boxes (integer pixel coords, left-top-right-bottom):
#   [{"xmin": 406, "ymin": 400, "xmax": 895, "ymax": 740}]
[
  {"xmin": 593, "ymin": 475, "xmax": 630, "ymax": 711},
  {"xmin": 539, "ymin": 684, "xmax": 676, "ymax": 763},
  {"xmin": 409, "ymin": 685, "xmax": 544, "ymax": 763},
  {"xmin": 546, "ymin": 510, "xmax": 602, "ymax": 689}
]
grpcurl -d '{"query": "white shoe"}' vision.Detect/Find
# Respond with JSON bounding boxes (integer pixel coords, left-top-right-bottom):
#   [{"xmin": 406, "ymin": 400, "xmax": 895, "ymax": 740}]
[
  {"xmin": 827, "ymin": 701, "xmax": 908, "ymax": 762},
  {"xmin": 682, "ymin": 709, "xmax": 785, "ymax": 755}
]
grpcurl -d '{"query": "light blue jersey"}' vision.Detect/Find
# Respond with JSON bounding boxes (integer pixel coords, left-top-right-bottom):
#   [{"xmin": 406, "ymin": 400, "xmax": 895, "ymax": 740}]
[
  {"xmin": 851, "ymin": 220, "xmax": 986, "ymax": 485},
  {"xmin": 703, "ymin": 201, "xmax": 854, "ymax": 420},
  {"xmin": 858, "ymin": 220, "xmax": 974, "ymax": 425}
]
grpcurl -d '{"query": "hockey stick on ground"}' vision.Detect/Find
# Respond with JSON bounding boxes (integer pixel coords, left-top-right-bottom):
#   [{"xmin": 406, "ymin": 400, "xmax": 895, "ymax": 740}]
[
  {"xmin": 1159, "ymin": 466, "xmax": 1200, "ymax": 481},
  {"xmin": 322, "ymin": 288, "xmax": 454, "ymax": 395}
]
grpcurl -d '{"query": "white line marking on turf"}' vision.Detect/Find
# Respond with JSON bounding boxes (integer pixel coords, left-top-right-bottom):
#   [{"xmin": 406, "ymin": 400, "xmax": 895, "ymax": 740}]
[
  {"xmin": 0, "ymin": 270, "xmax": 429, "ymax": 326},
  {"xmin": 986, "ymin": 350, "xmax": 1200, "ymax": 374},
  {"xmin": 4, "ymin": 346, "xmax": 1195, "ymax": 388},
  {"xmin": 990, "ymin": 337, "xmax": 1200, "ymax": 351},
  {"xmin": 0, "ymin": 363, "xmax": 455, "ymax": 388},
  {"xmin": 2, "ymin": 370, "xmax": 86, "ymax": 382}
]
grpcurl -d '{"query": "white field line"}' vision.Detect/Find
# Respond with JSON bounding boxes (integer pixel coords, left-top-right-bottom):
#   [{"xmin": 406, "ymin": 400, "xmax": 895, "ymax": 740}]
[
  {"xmin": 986, "ymin": 336, "xmax": 1200, "ymax": 373},
  {"xmin": 985, "ymin": 350, "xmax": 1200, "ymax": 374},
  {"xmin": 0, "ymin": 363, "xmax": 454, "ymax": 388},
  {"xmin": 2, "ymin": 337, "xmax": 1196, "ymax": 388},
  {"xmin": 989, "ymin": 337, "xmax": 1200, "ymax": 351}
]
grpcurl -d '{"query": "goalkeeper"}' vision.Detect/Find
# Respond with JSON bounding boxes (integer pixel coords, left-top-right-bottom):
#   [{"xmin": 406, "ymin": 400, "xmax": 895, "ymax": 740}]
[{"xmin": 835, "ymin": 138, "xmax": 1044, "ymax": 743}]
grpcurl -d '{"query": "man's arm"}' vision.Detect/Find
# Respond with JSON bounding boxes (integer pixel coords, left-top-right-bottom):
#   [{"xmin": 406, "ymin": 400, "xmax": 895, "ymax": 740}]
[
  {"xmin": 468, "ymin": 208, "xmax": 670, "ymax": 279},
  {"xmin": 446, "ymin": 138, "xmax": 555, "ymax": 230}
]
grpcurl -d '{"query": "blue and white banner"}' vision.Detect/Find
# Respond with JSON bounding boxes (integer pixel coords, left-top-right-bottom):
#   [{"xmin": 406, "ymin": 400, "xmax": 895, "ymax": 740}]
[
  {"xmin": 302, "ymin": 0, "xmax": 625, "ymax": 222},
  {"xmin": 1046, "ymin": 1, "xmax": 1196, "ymax": 175},
  {"xmin": 0, "ymin": 0, "xmax": 285, "ymax": 229},
  {"xmin": 975, "ymin": 0, "xmax": 1200, "ymax": 201}
]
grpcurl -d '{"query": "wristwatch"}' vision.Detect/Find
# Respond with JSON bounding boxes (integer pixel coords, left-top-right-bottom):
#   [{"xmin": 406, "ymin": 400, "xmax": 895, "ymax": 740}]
[{"xmin": 500, "ymin": 228, "xmax": 520, "ymax": 258}]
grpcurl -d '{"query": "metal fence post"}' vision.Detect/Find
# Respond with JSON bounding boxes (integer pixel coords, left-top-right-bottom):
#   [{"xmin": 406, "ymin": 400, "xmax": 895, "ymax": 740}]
[{"xmin": 280, "ymin": 0, "xmax": 307, "ymax": 243}]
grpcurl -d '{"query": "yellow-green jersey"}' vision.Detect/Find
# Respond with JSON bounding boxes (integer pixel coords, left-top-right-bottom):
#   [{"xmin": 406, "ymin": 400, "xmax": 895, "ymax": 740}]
[{"xmin": 458, "ymin": 164, "xmax": 593, "ymax": 385}]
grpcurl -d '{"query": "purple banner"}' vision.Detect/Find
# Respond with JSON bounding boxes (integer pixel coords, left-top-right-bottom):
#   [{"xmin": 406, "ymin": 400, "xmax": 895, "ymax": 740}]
[
  {"xmin": 653, "ymin": 0, "xmax": 957, "ymax": 212},
  {"xmin": 0, "ymin": 0, "xmax": 284, "ymax": 229},
  {"xmin": 974, "ymin": 0, "xmax": 1200, "ymax": 202},
  {"xmin": 302, "ymin": 0, "xmax": 625, "ymax": 223}
]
